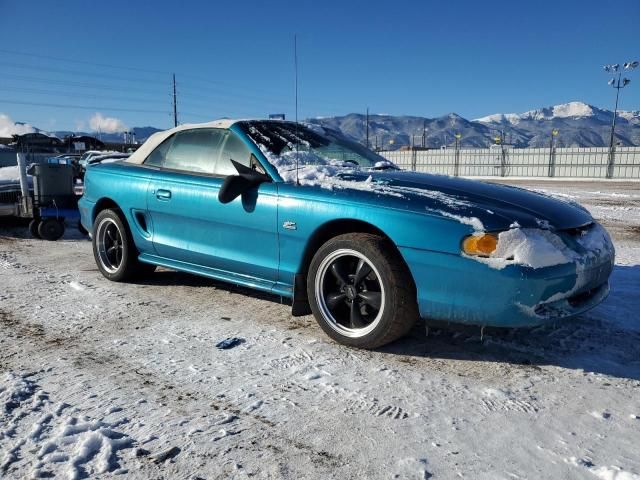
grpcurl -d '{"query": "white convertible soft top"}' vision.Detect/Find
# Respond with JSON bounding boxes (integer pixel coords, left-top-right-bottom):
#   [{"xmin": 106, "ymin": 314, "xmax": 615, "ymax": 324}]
[{"xmin": 125, "ymin": 119, "xmax": 240, "ymax": 165}]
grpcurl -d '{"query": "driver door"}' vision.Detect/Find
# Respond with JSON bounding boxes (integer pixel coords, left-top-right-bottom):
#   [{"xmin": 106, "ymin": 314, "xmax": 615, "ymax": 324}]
[{"xmin": 144, "ymin": 128, "xmax": 279, "ymax": 285}]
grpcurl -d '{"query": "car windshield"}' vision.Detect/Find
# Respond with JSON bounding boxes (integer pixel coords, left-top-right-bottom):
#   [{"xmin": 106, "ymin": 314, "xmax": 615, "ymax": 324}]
[{"xmin": 237, "ymin": 121, "xmax": 398, "ymax": 174}]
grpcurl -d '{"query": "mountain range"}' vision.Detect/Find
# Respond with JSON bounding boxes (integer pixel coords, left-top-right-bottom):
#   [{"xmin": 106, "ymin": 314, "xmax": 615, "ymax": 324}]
[
  {"xmin": 307, "ymin": 102, "xmax": 640, "ymax": 149},
  {"xmin": 7, "ymin": 101, "xmax": 640, "ymax": 150}
]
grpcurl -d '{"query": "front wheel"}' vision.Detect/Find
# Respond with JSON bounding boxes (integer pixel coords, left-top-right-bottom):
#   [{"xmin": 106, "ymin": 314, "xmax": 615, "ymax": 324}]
[
  {"xmin": 93, "ymin": 209, "xmax": 151, "ymax": 282},
  {"xmin": 38, "ymin": 218, "xmax": 65, "ymax": 241},
  {"xmin": 307, "ymin": 233, "xmax": 418, "ymax": 349}
]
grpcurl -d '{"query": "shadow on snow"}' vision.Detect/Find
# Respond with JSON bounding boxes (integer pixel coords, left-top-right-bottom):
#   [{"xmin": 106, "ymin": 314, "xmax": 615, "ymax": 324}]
[{"xmin": 381, "ymin": 265, "xmax": 640, "ymax": 382}]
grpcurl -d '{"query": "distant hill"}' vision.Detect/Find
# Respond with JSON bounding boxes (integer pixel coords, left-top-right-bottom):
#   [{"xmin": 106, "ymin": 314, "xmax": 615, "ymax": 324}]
[
  {"xmin": 308, "ymin": 102, "xmax": 640, "ymax": 149},
  {"xmin": 51, "ymin": 126, "xmax": 163, "ymax": 144}
]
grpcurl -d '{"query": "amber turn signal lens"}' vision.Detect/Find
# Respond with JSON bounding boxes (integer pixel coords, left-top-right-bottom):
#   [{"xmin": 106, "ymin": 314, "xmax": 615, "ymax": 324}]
[{"xmin": 462, "ymin": 233, "xmax": 498, "ymax": 256}]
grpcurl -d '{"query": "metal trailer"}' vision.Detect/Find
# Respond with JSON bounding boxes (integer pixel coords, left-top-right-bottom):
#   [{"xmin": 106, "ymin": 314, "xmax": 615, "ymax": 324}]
[{"xmin": 16, "ymin": 152, "xmax": 86, "ymax": 241}]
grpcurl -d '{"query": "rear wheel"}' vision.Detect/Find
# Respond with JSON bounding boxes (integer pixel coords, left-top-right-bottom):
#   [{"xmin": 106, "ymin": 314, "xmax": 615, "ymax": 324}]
[
  {"xmin": 38, "ymin": 218, "xmax": 65, "ymax": 241},
  {"xmin": 29, "ymin": 219, "xmax": 41, "ymax": 239},
  {"xmin": 307, "ymin": 233, "xmax": 418, "ymax": 349},
  {"xmin": 93, "ymin": 209, "xmax": 154, "ymax": 281}
]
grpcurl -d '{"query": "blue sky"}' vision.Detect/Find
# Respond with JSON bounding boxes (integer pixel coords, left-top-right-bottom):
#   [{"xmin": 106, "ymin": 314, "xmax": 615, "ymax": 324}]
[{"xmin": 0, "ymin": 0, "xmax": 638, "ymax": 132}]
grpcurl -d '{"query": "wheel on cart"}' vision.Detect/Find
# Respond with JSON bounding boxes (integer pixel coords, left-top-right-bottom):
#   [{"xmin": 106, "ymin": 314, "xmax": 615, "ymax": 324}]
[
  {"xmin": 77, "ymin": 220, "xmax": 88, "ymax": 236},
  {"xmin": 38, "ymin": 218, "xmax": 65, "ymax": 241},
  {"xmin": 29, "ymin": 219, "xmax": 42, "ymax": 239}
]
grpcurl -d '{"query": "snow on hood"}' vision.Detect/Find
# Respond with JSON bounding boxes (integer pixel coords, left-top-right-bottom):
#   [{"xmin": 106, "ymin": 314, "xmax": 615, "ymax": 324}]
[
  {"xmin": 258, "ymin": 145, "xmax": 486, "ymax": 225},
  {"xmin": 471, "ymin": 223, "xmax": 614, "ymax": 270}
]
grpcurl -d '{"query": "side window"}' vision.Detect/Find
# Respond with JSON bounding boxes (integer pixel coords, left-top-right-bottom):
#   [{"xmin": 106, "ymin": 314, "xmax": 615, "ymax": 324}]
[
  {"xmin": 144, "ymin": 129, "xmax": 225, "ymax": 174},
  {"xmin": 144, "ymin": 135, "xmax": 173, "ymax": 167},
  {"xmin": 215, "ymin": 131, "xmax": 251, "ymax": 176}
]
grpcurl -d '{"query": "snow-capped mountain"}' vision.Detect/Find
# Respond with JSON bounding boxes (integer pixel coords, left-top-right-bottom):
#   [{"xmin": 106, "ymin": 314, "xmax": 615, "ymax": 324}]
[
  {"xmin": 310, "ymin": 102, "xmax": 640, "ymax": 149},
  {"xmin": 472, "ymin": 101, "xmax": 639, "ymax": 148}
]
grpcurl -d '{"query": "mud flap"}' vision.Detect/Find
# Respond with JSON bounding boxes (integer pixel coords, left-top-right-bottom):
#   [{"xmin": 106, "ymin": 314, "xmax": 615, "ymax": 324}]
[{"xmin": 291, "ymin": 273, "xmax": 312, "ymax": 316}]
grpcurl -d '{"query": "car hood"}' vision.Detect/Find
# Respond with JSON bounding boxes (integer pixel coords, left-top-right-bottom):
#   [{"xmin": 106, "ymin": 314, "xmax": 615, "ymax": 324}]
[{"xmin": 332, "ymin": 170, "xmax": 593, "ymax": 231}]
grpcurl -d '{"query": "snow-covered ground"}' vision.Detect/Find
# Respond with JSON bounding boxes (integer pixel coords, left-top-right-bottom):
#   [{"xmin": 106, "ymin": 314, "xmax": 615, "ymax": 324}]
[{"xmin": 0, "ymin": 180, "xmax": 639, "ymax": 479}]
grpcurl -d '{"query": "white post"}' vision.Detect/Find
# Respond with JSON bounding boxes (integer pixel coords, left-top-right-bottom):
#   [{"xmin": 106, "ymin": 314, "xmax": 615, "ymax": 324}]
[{"xmin": 16, "ymin": 152, "xmax": 29, "ymax": 198}]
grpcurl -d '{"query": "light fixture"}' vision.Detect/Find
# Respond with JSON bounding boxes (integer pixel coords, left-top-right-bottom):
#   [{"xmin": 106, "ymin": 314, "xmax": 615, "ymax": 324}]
[{"xmin": 462, "ymin": 234, "xmax": 499, "ymax": 257}]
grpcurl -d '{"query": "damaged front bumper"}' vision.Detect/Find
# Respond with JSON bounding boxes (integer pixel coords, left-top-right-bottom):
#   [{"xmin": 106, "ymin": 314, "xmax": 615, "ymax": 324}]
[{"xmin": 400, "ymin": 239, "xmax": 615, "ymax": 328}]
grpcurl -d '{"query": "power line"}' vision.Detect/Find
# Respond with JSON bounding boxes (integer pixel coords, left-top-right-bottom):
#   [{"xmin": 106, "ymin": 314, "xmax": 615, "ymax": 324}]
[
  {"xmin": 0, "ymin": 61, "xmax": 169, "ymax": 86},
  {"xmin": 0, "ymin": 48, "xmax": 169, "ymax": 76},
  {"xmin": 2, "ymin": 73, "xmax": 170, "ymax": 95},
  {"xmin": 0, "ymin": 99, "xmax": 169, "ymax": 115},
  {"xmin": 0, "ymin": 48, "xmax": 289, "ymax": 99},
  {"xmin": 0, "ymin": 85, "xmax": 168, "ymax": 105}
]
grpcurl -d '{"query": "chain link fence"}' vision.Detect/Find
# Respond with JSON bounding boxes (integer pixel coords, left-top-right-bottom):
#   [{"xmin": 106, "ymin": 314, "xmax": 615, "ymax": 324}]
[{"xmin": 381, "ymin": 146, "xmax": 640, "ymax": 179}]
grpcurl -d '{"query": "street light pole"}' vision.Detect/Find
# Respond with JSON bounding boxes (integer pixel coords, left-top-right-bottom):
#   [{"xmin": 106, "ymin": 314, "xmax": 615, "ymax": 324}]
[{"xmin": 603, "ymin": 61, "xmax": 637, "ymax": 178}]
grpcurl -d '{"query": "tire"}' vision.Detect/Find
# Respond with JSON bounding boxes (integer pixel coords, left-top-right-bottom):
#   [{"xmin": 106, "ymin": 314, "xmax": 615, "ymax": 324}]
[
  {"xmin": 92, "ymin": 209, "xmax": 153, "ymax": 282},
  {"xmin": 38, "ymin": 218, "xmax": 65, "ymax": 241},
  {"xmin": 29, "ymin": 219, "xmax": 42, "ymax": 239},
  {"xmin": 307, "ymin": 233, "xmax": 418, "ymax": 349}
]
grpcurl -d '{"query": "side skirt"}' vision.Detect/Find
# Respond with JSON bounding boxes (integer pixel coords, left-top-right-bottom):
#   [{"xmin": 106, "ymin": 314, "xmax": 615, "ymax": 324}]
[{"xmin": 138, "ymin": 253, "xmax": 293, "ymax": 298}]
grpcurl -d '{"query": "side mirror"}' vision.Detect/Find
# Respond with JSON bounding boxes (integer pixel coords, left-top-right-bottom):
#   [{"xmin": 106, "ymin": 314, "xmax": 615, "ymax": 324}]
[{"xmin": 218, "ymin": 159, "xmax": 270, "ymax": 204}]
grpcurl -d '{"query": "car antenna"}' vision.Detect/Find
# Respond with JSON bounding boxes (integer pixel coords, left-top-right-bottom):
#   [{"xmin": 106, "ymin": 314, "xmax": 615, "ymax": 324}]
[{"xmin": 294, "ymin": 33, "xmax": 300, "ymax": 186}]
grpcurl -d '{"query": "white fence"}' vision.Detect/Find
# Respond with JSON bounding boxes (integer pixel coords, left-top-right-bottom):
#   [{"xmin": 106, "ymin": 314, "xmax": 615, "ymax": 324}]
[{"xmin": 381, "ymin": 146, "xmax": 640, "ymax": 179}]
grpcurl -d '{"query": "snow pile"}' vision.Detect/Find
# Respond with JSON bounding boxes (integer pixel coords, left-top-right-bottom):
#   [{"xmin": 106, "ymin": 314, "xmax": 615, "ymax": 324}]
[
  {"xmin": 491, "ymin": 228, "xmax": 576, "ymax": 269},
  {"xmin": 471, "ymin": 223, "xmax": 614, "ymax": 270}
]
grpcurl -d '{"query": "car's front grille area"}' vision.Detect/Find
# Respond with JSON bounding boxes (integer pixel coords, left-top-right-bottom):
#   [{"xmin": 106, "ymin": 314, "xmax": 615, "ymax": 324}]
[{"xmin": 0, "ymin": 190, "xmax": 20, "ymax": 205}]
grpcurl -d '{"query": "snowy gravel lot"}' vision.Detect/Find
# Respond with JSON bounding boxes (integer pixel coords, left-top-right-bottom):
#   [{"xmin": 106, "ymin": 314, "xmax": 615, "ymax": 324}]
[{"xmin": 1, "ymin": 180, "xmax": 639, "ymax": 480}]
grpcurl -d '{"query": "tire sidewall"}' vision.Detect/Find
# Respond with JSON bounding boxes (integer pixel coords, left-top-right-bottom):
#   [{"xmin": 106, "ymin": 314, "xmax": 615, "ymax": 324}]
[
  {"xmin": 29, "ymin": 219, "xmax": 42, "ymax": 239},
  {"xmin": 92, "ymin": 209, "xmax": 133, "ymax": 281},
  {"xmin": 307, "ymin": 234, "xmax": 405, "ymax": 348},
  {"xmin": 38, "ymin": 219, "xmax": 64, "ymax": 241}
]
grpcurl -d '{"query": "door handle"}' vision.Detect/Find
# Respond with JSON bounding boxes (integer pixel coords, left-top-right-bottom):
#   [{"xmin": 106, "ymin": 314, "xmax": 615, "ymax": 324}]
[{"xmin": 156, "ymin": 189, "xmax": 172, "ymax": 200}]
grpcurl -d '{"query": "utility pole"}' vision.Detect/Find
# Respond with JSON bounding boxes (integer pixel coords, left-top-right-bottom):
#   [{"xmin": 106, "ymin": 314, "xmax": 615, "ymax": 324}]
[
  {"xmin": 422, "ymin": 118, "xmax": 426, "ymax": 148},
  {"xmin": 365, "ymin": 107, "xmax": 369, "ymax": 148},
  {"xmin": 603, "ymin": 61, "xmax": 637, "ymax": 178},
  {"xmin": 172, "ymin": 73, "xmax": 178, "ymax": 128}
]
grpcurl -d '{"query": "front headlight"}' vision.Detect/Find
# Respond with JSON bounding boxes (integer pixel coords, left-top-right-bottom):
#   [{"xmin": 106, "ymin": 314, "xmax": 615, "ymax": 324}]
[{"xmin": 462, "ymin": 233, "xmax": 499, "ymax": 257}]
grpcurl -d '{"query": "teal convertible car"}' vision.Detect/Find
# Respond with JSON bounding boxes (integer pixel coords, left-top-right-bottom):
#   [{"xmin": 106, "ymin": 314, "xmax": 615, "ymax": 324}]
[{"xmin": 79, "ymin": 120, "xmax": 614, "ymax": 348}]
